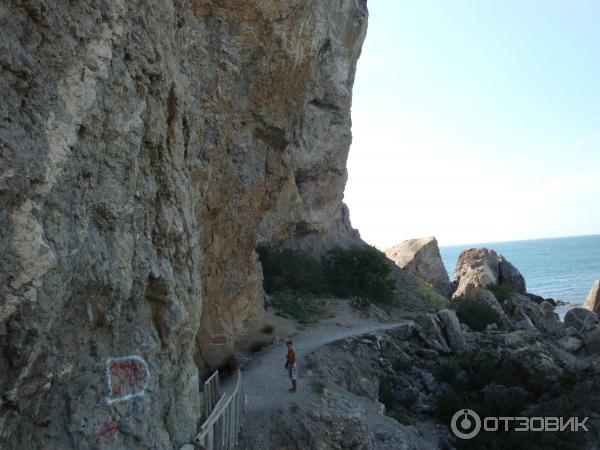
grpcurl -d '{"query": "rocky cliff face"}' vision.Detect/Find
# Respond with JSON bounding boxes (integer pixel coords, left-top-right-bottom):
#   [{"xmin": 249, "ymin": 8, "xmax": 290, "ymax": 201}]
[
  {"xmin": 452, "ymin": 247, "xmax": 526, "ymax": 299},
  {"xmin": 584, "ymin": 280, "xmax": 600, "ymax": 315},
  {"xmin": 385, "ymin": 237, "xmax": 452, "ymax": 297},
  {"xmin": 0, "ymin": 1, "xmax": 366, "ymax": 448}
]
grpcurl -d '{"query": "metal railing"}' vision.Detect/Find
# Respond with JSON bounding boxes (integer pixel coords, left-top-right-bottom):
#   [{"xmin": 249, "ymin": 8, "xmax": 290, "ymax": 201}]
[
  {"xmin": 203, "ymin": 370, "xmax": 221, "ymax": 418},
  {"xmin": 194, "ymin": 370, "xmax": 247, "ymax": 450}
]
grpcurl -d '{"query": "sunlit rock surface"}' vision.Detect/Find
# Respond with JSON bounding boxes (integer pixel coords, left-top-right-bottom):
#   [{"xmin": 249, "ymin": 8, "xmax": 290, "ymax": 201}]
[
  {"xmin": 0, "ymin": 1, "xmax": 366, "ymax": 447},
  {"xmin": 385, "ymin": 237, "xmax": 452, "ymax": 297},
  {"xmin": 584, "ymin": 280, "xmax": 600, "ymax": 315},
  {"xmin": 452, "ymin": 247, "xmax": 526, "ymax": 299}
]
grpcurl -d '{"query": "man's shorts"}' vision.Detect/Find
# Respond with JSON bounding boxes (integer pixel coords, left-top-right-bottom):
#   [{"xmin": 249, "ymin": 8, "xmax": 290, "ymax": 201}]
[{"xmin": 288, "ymin": 363, "xmax": 297, "ymax": 380}]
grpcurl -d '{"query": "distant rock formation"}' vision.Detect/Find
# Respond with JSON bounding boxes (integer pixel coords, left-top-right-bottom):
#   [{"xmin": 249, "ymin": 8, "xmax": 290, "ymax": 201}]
[
  {"xmin": 452, "ymin": 247, "xmax": 526, "ymax": 299},
  {"xmin": 385, "ymin": 237, "xmax": 452, "ymax": 296},
  {"xmin": 583, "ymin": 280, "xmax": 600, "ymax": 315}
]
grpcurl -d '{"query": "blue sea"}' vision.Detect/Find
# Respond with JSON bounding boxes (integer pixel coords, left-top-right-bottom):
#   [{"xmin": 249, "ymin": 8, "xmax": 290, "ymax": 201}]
[{"xmin": 440, "ymin": 235, "xmax": 600, "ymax": 317}]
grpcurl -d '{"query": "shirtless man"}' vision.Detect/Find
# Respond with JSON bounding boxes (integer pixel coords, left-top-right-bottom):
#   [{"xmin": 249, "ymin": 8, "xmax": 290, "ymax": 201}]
[{"xmin": 284, "ymin": 340, "xmax": 298, "ymax": 392}]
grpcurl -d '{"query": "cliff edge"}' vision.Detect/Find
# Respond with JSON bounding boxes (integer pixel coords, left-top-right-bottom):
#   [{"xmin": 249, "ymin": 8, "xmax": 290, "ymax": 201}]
[{"xmin": 0, "ymin": 1, "xmax": 366, "ymax": 448}]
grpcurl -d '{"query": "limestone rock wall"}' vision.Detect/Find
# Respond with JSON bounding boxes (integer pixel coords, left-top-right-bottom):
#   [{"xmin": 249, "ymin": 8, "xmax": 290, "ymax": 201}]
[
  {"xmin": 452, "ymin": 247, "xmax": 526, "ymax": 299},
  {"xmin": 385, "ymin": 237, "xmax": 452, "ymax": 297},
  {"xmin": 584, "ymin": 280, "xmax": 600, "ymax": 315},
  {"xmin": 0, "ymin": 1, "xmax": 366, "ymax": 448}
]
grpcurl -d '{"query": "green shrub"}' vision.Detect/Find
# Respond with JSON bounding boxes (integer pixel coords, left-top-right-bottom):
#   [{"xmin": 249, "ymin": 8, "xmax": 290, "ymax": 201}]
[
  {"xmin": 271, "ymin": 291, "xmax": 318, "ymax": 324},
  {"xmin": 559, "ymin": 372, "xmax": 577, "ymax": 390},
  {"xmin": 486, "ymin": 284, "xmax": 514, "ymax": 302},
  {"xmin": 378, "ymin": 378, "xmax": 396, "ymax": 409},
  {"xmin": 323, "ymin": 245, "xmax": 396, "ymax": 304},
  {"xmin": 455, "ymin": 298, "xmax": 502, "ymax": 331},
  {"xmin": 417, "ymin": 282, "xmax": 451, "ymax": 311},
  {"xmin": 435, "ymin": 387, "xmax": 464, "ymax": 423},
  {"xmin": 257, "ymin": 245, "xmax": 328, "ymax": 295},
  {"xmin": 392, "ymin": 358, "xmax": 410, "ymax": 373},
  {"xmin": 391, "ymin": 409, "xmax": 412, "ymax": 425},
  {"xmin": 311, "ymin": 380, "xmax": 326, "ymax": 394},
  {"xmin": 249, "ymin": 341, "xmax": 269, "ymax": 353},
  {"xmin": 257, "ymin": 244, "xmax": 396, "ymax": 308},
  {"xmin": 261, "ymin": 324, "xmax": 275, "ymax": 334},
  {"xmin": 434, "ymin": 360, "xmax": 461, "ymax": 386}
]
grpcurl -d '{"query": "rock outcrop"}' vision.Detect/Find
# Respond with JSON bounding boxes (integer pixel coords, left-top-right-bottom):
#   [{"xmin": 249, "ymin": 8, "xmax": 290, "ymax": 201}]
[
  {"xmin": 385, "ymin": 237, "xmax": 452, "ymax": 296},
  {"xmin": 0, "ymin": 1, "xmax": 367, "ymax": 448},
  {"xmin": 452, "ymin": 247, "xmax": 526, "ymax": 299},
  {"xmin": 415, "ymin": 314, "xmax": 451, "ymax": 354},
  {"xmin": 413, "ymin": 310, "xmax": 466, "ymax": 355},
  {"xmin": 584, "ymin": 280, "xmax": 600, "ymax": 315},
  {"xmin": 564, "ymin": 307, "xmax": 600, "ymax": 333},
  {"xmin": 564, "ymin": 308, "xmax": 600, "ymax": 355},
  {"xmin": 271, "ymin": 317, "xmax": 600, "ymax": 450},
  {"xmin": 504, "ymin": 293, "xmax": 562, "ymax": 335}
]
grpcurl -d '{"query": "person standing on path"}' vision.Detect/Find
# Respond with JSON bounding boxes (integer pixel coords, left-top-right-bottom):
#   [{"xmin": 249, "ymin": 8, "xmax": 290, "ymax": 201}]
[{"xmin": 285, "ymin": 340, "xmax": 298, "ymax": 392}]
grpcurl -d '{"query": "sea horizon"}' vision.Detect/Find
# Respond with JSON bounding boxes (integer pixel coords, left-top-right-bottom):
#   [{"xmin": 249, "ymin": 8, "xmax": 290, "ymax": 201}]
[
  {"xmin": 439, "ymin": 234, "xmax": 600, "ymax": 314},
  {"xmin": 439, "ymin": 232, "xmax": 600, "ymax": 249}
]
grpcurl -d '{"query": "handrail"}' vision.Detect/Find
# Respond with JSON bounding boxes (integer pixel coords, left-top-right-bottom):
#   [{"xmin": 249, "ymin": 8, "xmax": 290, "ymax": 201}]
[
  {"xmin": 200, "ymin": 395, "xmax": 227, "ymax": 431},
  {"xmin": 194, "ymin": 369, "xmax": 247, "ymax": 450},
  {"xmin": 203, "ymin": 370, "xmax": 221, "ymax": 418}
]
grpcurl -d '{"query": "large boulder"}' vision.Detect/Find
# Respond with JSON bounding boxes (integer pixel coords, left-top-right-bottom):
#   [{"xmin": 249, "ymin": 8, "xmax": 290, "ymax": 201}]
[
  {"xmin": 583, "ymin": 280, "xmax": 600, "ymax": 315},
  {"xmin": 564, "ymin": 308, "xmax": 600, "ymax": 355},
  {"xmin": 582, "ymin": 327, "xmax": 600, "ymax": 355},
  {"xmin": 559, "ymin": 336, "xmax": 583, "ymax": 352},
  {"xmin": 385, "ymin": 237, "xmax": 452, "ymax": 296},
  {"xmin": 452, "ymin": 248, "xmax": 526, "ymax": 299},
  {"xmin": 504, "ymin": 293, "xmax": 562, "ymax": 335},
  {"xmin": 564, "ymin": 308, "xmax": 600, "ymax": 333}
]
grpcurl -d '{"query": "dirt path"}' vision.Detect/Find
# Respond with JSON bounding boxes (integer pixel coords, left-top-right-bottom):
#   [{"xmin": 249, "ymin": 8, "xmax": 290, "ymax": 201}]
[{"xmin": 225, "ymin": 303, "xmax": 407, "ymax": 413}]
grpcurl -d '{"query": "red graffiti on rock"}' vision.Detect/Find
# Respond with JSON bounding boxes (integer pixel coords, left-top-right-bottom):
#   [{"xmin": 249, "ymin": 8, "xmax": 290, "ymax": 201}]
[
  {"xmin": 106, "ymin": 355, "xmax": 149, "ymax": 404},
  {"xmin": 98, "ymin": 421, "xmax": 118, "ymax": 438}
]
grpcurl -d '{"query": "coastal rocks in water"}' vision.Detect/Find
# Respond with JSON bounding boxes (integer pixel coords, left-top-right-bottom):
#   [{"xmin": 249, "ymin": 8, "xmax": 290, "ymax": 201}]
[
  {"xmin": 385, "ymin": 237, "xmax": 452, "ymax": 296},
  {"xmin": 525, "ymin": 292, "xmax": 556, "ymax": 307},
  {"xmin": 452, "ymin": 248, "xmax": 526, "ymax": 299},
  {"xmin": 583, "ymin": 280, "xmax": 600, "ymax": 315}
]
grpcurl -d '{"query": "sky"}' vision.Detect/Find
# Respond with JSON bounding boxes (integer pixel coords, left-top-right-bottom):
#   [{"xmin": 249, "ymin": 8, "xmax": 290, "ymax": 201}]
[{"xmin": 345, "ymin": 0, "xmax": 600, "ymax": 249}]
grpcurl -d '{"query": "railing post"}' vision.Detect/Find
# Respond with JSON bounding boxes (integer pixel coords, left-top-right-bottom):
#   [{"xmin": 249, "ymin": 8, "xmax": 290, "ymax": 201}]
[{"xmin": 195, "ymin": 369, "xmax": 246, "ymax": 450}]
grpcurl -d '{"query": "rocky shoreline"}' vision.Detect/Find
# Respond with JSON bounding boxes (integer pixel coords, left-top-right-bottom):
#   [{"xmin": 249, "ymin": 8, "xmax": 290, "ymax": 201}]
[
  {"xmin": 241, "ymin": 239, "xmax": 600, "ymax": 449},
  {"xmin": 1, "ymin": 0, "xmax": 597, "ymax": 448}
]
